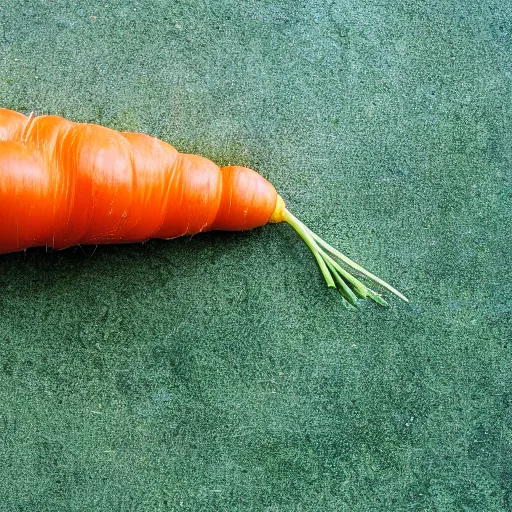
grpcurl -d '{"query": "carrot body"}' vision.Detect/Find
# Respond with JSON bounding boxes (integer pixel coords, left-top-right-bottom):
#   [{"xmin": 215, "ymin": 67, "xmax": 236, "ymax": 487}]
[{"xmin": 0, "ymin": 108, "xmax": 282, "ymax": 254}]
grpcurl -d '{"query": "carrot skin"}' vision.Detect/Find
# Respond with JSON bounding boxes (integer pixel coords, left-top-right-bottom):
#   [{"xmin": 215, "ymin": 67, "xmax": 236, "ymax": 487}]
[
  {"xmin": 210, "ymin": 165, "xmax": 277, "ymax": 231},
  {"xmin": 0, "ymin": 140, "xmax": 54, "ymax": 253},
  {"xmin": 0, "ymin": 108, "xmax": 280, "ymax": 254}
]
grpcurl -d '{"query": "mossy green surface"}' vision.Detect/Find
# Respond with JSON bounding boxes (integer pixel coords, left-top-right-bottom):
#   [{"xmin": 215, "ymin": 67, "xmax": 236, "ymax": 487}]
[{"xmin": 0, "ymin": 1, "xmax": 511, "ymax": 510}]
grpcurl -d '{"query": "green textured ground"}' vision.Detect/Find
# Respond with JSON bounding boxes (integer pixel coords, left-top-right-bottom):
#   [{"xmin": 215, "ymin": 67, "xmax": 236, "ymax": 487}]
[{"xmin": 0, "ymin": 1, "xmax": 511, "ymax": 510}]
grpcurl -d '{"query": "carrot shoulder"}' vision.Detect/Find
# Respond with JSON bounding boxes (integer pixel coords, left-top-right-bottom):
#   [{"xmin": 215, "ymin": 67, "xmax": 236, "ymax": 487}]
[{"xmin": 0, "ymin": 108, "xmax": 407, "ymax": 307}]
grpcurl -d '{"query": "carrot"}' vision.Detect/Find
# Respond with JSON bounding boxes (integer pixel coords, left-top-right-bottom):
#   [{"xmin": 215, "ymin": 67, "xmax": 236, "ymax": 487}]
[{"xmin": 0, "ymin": 108, "xmax": 407, "ymax": 307}]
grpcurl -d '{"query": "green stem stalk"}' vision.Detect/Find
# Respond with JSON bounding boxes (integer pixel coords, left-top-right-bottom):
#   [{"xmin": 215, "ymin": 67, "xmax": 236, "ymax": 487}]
[{"xmin": 282, "ymin": 209, "xmax": 408, "ymax": 307}]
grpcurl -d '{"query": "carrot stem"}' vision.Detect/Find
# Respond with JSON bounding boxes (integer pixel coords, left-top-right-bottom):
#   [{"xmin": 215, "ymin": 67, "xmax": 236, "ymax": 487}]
[
  {"xmin": 282, "ymin": 209, "xmax": 408, "ymax": 307},
  {"xmin": 283, "ymin": 211, "xmax": 335, "ymax": 288}
]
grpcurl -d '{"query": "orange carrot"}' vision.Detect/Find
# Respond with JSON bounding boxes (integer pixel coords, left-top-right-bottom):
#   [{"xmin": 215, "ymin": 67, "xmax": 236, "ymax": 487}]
[{"xmin": 0, "ymin": 108, "xmax": 407, "ymax": 307}]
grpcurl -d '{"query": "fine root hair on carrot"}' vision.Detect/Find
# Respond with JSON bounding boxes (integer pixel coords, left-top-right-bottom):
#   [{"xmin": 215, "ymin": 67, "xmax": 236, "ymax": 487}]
[{"xmin": 282, "ymin": 209, "xmax": 409, "ymax": 309}]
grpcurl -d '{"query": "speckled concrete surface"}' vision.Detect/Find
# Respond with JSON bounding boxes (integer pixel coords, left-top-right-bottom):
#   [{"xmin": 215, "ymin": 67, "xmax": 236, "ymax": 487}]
[{"xmin": 0, "ymin": 1, "xmax": 511, "ymax": 510}]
